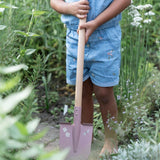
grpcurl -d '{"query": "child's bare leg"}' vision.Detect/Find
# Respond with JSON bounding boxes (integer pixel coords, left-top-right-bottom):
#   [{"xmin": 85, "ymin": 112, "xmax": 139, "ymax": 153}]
[
  {"xmin": 81, "ymin": 78, "xmax": 94, "ymax": 124},
  {"xmin": 93, "ymin": 85, "xmax": 118, "ymax": 155}
]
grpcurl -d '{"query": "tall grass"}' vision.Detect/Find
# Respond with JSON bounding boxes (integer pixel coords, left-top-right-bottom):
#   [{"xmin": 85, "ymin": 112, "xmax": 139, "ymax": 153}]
[{"xmin": 115, "ymin": 0, "xmax": 158, "ymax": 101}]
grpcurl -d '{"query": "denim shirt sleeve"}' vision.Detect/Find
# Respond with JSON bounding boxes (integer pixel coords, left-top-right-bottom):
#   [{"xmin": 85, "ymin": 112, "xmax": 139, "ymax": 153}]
[{"xmin": 61, "ymin": 0, "xmax": 121, "ymax": 30}]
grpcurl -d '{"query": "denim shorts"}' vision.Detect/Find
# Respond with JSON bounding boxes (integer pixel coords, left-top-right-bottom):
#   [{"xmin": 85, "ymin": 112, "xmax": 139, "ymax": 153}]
[{"xmin": 66, "ymin": 24, "xmax": 121, "ymax": 87}]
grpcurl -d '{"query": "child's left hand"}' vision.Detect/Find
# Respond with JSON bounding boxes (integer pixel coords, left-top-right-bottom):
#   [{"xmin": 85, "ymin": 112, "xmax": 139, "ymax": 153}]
[{"xmin": 78, "ymin": 20, "xmax": 98, "ymax": 43}]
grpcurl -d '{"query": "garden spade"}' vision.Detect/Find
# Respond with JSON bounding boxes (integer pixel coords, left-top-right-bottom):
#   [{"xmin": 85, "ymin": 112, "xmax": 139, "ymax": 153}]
[{"xmin": 59, "ymin": 18, "xmax": 93, "ymax": 160}]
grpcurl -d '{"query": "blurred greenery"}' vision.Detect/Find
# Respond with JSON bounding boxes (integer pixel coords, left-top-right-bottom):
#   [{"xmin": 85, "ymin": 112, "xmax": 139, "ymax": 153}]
[{"xmin": 0, "ymin": 65, "xmax": 68, "ymax": 160}]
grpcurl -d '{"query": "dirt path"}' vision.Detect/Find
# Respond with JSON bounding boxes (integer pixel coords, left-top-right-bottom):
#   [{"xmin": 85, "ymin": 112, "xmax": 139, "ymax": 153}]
[{"xmin": 35, "ymin": 122, "xmax": 104, "ymax": 160}]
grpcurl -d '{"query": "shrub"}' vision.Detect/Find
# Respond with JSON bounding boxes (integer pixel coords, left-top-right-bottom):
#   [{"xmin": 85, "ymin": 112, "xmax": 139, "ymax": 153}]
[
  {"xmin": 0, "ymin": 65, "xmax": 68, "ymax": 160},
  {"xmin": 111, "ymin": 140, "xmax": 160, "ymax": 160}
]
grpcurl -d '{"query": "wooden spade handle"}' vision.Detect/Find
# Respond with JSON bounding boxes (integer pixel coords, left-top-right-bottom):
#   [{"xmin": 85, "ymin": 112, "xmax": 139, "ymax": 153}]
[{"xmin": 75, "ymin": 18, "xmax": 86, "ymax": 107}]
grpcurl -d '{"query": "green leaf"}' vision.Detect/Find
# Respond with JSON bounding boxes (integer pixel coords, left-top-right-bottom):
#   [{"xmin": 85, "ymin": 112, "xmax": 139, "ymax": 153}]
[
  {"xmin": 16, "ymin": 147, "xmax": 41, "ymax": 159},
  {"xmin": 33, "ymin": 10, "xmax": 47, "ymax": 16},
  {"xmin": 14, "ymin": 30, "xmax": 40, "ymax": 37},
  {"xmin": 27, "ymin": 32, "xmax": 40, "ymax": 37},
  {"xmin": 158, "ymin": 132, "xmax": 160, "ymax": 143},
  {"xmin": 0, "ymin": 64, "xmax": 28, "ymax": 74},
  {"xmin": 0, "ymin": 74, "xmax": 20, "ymax": 92},
  {"xmin": 23, "ymin": 10, "xmax": 46, "ymax": 16},
  {"xmin": 38, "ymin": 149, "xmax": 69, "ymax": 160},
  {"xmin": 25, "ymin": 49, "xmax": 36, "ymax": 55},
  {"xmin": 16, "ymin": 122, "xmax": 28, "ymax": 136},
  {"xmin": 14, "ymin": 30, "xmax": 28, "ymax": 36},
  {"xmin": 26, "ymin": 119, "xmax": 40, "ymax": 134},
  {"xmin": 9, "ymin": 124, "xmax": 25, "ymax": 140},
  {"xmin": 0, "ymin": 4, "xmax": 18, "ymax": 9},
  {"xmin": 30, "ymin": 129, "xmax": 48, "ymax": 141},
  {"xmin": 0, "ymin": 25, "xmax": 6, "ymax": 30},
  {"xmin": 0, "ymin": 116, "xmax": 18, "ymax": 137},
  {"xmin": 6, "ymin": 140, "xmax": 26, "ymax": 149},
  {"xmin": 0, "ymin": 86, "xmax": 32, "ymax": 114}
]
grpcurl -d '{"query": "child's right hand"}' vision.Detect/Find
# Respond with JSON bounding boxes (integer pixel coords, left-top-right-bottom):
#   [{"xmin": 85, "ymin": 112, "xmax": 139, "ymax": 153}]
[{"xmin": 68, "ymin": 0, "xmax": 90, "ymax": 19}]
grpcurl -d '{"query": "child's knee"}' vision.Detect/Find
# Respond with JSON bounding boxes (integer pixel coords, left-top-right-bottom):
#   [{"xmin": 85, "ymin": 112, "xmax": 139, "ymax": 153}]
[
  {"xmin": 94, "ymin": 87, "xmax": 114, "ymax": 105},
  {"xmin": 97, "ymin": 93, "xmax": 110, "ymax": 105}
]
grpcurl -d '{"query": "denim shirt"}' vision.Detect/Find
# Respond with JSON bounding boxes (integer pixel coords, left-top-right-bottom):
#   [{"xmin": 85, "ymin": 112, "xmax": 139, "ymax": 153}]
[{"xmin": 61, "ymin": 0, "xmax": 121, "ymax": 30}]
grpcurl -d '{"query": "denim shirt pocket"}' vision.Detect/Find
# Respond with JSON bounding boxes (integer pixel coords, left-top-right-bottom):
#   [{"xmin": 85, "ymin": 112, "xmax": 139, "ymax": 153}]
[
  {"xmin": 90, "ymin": 25, "xmax": 121, "ymax": 50},
  {"xmin": 106, "ymin": 25, "xmax": 121, "ymax": 41}
]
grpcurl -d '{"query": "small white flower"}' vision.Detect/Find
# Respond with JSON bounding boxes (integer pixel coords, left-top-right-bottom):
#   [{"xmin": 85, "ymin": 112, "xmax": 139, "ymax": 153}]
[
  {"xmin": 144, "ymin": 4, "xmax": 153, "ymax": 9},
  {"xmin": 121, "ymin": 48, "xmax": 124, "ymax": 52},
  {"xmin": 133, "ymin": 16, "xmax": 143, "ymax": 22},
  {"xmin": 131, "ymin": 21, "xmax": 141, "ymax": 27},
  {"xmin": 143, "ymin": 19, "xmax": 152, "ymax": 24},
  {"xmin": 155, "ymin": 39, "xmax": 160, "ymax": 44},
  {"xmin": 136, "ymin": 4, "xmax": 152, "ymax": 10},
  {"xmin": 117, "ymin": 95, "xmax": 121, "ymax": 100},
  {"xmin": 128, "ymin": 10, "xmax": 140, "ymax": 17},
  {"xmin": 0, "ymin": 8, "xmax": 5, "ymax": 13},
  {"xmin": 145, "ymin": 11, "xmax": 155, "ymax": 16}
]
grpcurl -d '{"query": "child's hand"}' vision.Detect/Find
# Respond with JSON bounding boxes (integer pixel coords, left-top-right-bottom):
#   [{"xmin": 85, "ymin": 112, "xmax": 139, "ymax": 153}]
[
  {"xmin": 78, "ymin": 20, "xmax": 98, "ymax": 43},
  {"xmin": 69, "ymin": 0, "xmax": 90, "ymax": 19}
]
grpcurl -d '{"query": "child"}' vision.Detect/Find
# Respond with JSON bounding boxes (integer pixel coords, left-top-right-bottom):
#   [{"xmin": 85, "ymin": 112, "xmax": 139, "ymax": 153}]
[{"xmin": 50, "ymin": 0, "xmax": 131, "ymax": 156}]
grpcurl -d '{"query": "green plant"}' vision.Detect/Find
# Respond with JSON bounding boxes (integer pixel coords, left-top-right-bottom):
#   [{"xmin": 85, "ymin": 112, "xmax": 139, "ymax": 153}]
[
  {"xmin": 42, "ymin": 73, "xmax": 59, "ymax": 112},
  {"xmin": 0, "ymin": 0, "xmax": 66, "ymax": 112},
  {"xmin": 110, "ymin": 140, "xmax": 160, "ymax": 160},
  {"xmin": 142, "ymin": 68, "xmax": 160, "ymax": 114},
  {"xmin": 113, "ymin": 0, "xmax": 160, "ymax": 107},
  {"xmin": 93, "ymin": 104, "xmax": 104, "ymax": 137},
  {"xmin": 0, "ymin": 65, "xmax": 68, "ymax": 160}
]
